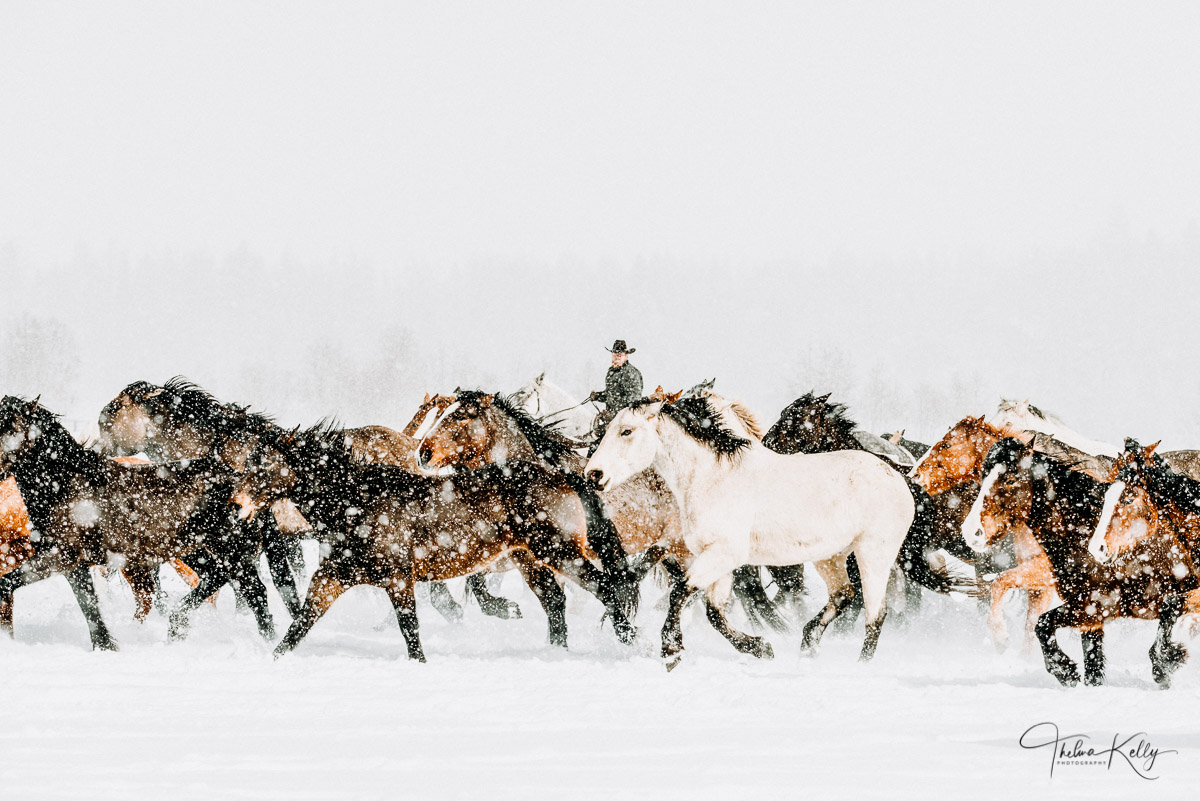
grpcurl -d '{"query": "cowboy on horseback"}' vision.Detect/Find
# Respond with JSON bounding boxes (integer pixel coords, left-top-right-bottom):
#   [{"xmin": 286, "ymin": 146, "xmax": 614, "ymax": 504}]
[{"xmin": 588, "ymin": 340, "xmax": 643, "ymax": 447}]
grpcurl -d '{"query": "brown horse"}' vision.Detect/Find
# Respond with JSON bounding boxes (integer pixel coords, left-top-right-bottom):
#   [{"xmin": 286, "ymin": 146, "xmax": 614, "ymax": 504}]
[
  {"xmin": 232, "ymin": 421, "xmax": 639, "ymax": 659},
  {"xmin": 0, "ymin": 462, "xmax": 202, "ymax": 624},
  {"xmin": 0, "ymin": 396, "xmax": 276, "ymax": 649},
  {"xmin": 98, "ymin": 377, "xmax": 438, "ymax": 618},
  {"xmin": 974, "ymin": 438, "xmax": 1196, "ymax": 687}
]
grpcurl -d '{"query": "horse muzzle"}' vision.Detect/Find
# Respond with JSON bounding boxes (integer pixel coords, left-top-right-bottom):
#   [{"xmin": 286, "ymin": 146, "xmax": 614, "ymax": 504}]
[{"xmin": 586, "ymin": 468, "xmax": 609, "ymax": 491}]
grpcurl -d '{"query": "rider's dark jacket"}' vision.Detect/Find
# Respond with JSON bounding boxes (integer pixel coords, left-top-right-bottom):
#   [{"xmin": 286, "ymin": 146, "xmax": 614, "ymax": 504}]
[{"xmin": 597, "ymin": 362, "xmax": 643, "ymax": 412}]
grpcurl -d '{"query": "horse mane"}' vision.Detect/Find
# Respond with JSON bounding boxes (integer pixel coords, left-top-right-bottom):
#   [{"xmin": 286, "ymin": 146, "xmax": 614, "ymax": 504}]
[
  {"xmin": 0, "ymin": 395, "xmax": 101, "ymax": 481},
  {"xmin": 157, "ymin": 376, "xmax": 279, "ymax": 440},
  {"xmin": 1139, "ymin": 447, "xmax": 1200, "ymax": 513},
  {"xmin": 762, "ymin": 391, "xmax": 858, "ymax": 454},
  {"xmin": 457, "ymin": 389, "xmax": 577, "ymax": 469},
  {"xmin": 645, "ymin": 396, "xmax": 751, "ymax": 461},
  {"xmin": 701, "ymin": 391, "xmax": 763, "ymax": 439}
]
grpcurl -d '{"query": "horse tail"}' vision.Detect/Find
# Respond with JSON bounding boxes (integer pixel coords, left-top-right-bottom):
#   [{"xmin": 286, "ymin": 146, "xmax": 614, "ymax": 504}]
[
  {"xmin": 731, "ymin": 566, "xmax": 790, "ymax": 633},
  {"xmin": 565, "ymin": 472, "xmax": 639, "ymax": 620},
  {"xmin": 897, "ymin": 479, "xmax": 976, "ymax": 595}
]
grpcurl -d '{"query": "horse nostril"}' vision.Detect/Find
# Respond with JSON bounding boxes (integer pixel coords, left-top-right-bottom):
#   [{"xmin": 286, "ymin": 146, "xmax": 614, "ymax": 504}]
[
  {"xmin": 418, "ymin": 446, "xmax": 433, "ymax": 466},
  {"xmin": 587, "ymin": 469, "xmax": 603, "ymax": 486}
]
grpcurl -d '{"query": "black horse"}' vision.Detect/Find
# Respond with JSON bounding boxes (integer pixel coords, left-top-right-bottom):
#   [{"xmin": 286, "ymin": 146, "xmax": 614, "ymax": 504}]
[{"xmin": 0, "ymin": 396, "xmax": 276, "ymax": 648}]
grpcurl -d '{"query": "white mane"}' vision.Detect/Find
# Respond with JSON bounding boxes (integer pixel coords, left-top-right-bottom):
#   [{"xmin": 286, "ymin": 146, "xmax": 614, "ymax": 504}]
[{"xmin": 986, "ymin": 398, "xmax": 1118, "ymax": 457}]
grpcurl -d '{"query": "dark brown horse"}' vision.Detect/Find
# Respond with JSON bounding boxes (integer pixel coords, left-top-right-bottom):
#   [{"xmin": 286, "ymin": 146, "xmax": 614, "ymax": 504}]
[
  {"xmin": 232, "ymin": 421, "xmax": 640, "ymax": 658},
  {"xmin": 975, "ymin": 438, "xmax": 1195, "ymax": 687},
  {"xmin": 101, "ymin": 378, "xmax": 525, "ymax": 625},
  {"xmin": 0, "ymin": 396, "xmax": 276, "ymax": 649}
]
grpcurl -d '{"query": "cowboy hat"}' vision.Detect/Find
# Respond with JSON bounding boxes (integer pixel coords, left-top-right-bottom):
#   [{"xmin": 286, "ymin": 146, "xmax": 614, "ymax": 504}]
[{"xmin": 606, "ymin": 339, "xmax": 636, "ymax": 354}]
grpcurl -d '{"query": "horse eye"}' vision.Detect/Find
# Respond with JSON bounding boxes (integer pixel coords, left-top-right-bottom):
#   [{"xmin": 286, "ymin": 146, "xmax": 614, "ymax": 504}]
[{"xmin": 620, "ymin": 429, "xmax": 633, "ymax": 437}]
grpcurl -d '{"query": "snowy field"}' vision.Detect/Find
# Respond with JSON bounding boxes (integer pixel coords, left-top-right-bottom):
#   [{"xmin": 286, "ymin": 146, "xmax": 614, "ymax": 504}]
[{"xmin": 3, "ymin": 546, "xmax": 1199, "ymax": 801}]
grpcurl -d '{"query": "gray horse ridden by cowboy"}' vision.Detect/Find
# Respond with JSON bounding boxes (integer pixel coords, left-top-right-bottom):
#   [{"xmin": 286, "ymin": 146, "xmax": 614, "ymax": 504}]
[{"xmin": 588, "ymin": 340, "xmax": 643, "ymax": 452}]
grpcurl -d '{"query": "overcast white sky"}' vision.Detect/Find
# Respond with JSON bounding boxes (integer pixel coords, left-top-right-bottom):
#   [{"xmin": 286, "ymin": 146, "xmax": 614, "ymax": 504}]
[{"xmin": 2, "ymin": 3, "xmax": 1199, "ymax": 443}]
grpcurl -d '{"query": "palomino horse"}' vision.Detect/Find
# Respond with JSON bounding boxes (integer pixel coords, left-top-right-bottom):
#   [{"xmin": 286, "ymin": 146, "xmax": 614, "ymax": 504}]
[
  {"xmin": 969, "ymin": 438, "xmax": 1196, "ymax": 687},
  {"xmin": 231, "ymin": 421, "xmax": 639, "ymax": 659},
  {"xmin": 416, "ymin": 389, "xmax": 796, "ymax": 659},
  {"xmin": 587, "ymin": 396, "xmax": 923, "ymax": 665},
  {"xmin": 0, "ymin": 396, "xmax": 276, "ymax": 649}
]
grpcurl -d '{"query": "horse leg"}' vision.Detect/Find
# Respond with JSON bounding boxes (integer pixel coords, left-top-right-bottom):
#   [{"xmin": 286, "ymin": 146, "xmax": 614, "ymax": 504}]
[
  {"xmin": 168, "ymin": 558, "xmax": 231, "ymax": 640},
  {"xmin": 122, "ymin": 566, "xmax": 157, "ymax": 622},
  {"xmin": 704, "ymin": 601, "xmax": 775, "ymax": 660},
  {"xmin": 512, "ymin": 552, "xmax": 566, "ymax": 648},
  {"xmin": 730, "ymin": 566, "xmax": 788, "ymax": 633},
  {"xmin": 1081, "ymin": 625, "xmax": 1106, "ymax": 686},
  {"xmin": 630, "ymin": 545, "xmax": 668, "ymax": 585},
  {"xmin": 229, "ymin": 555, "xmax": 276, "ymax": 641},
  {"xmin": 261, "ymin": 515, "xmax": 303, "ymax": 618},
  {"xmin": 765, "ymin": 564, "xmax": 806, "ymax": 612},
  {"xmin": 851, "ymin": 538, "xmax": 897, "ymax": 662},
  {"xmin": 64, "ymin": 566, "xmax": 118, "ymax": 651},
  {"xmin": 659, "ymin": 559, "xmax": 692, "ymax": 668},
  {"xmin": 466, "ymin": 572, "xmax": 522, "ymax": 620},
  {"xmin": 427, "ymin": 581, "xmax": 465, "ymax": 623},
  {"xmin": 986, "ymin": 567, "xmax": 1021, "ymax": 651},
  {"xmin": 801, "ymin": 555, "xmax": 856, "ymax": 653},
  {"xmin": 1150, "ymin": 592, "xmax": 1188, "ymax": 689},
  {"xmin": 1034, "ymin": 604, "xmax": 1080, "ymax": 687},
  {"xmin": 274, "ymin": 562, "xmax": 355, "ymax": 657},
  {"xmin": 528, "ymin": 534, "xmax": 636, "ymax": 645},
  {"xmin": 830, "ymin": 554, "xmax": 864, "ymax": 634},
  {"xmin": 384, "ymin": 576, "xmax": 426, "ymax": 662}
]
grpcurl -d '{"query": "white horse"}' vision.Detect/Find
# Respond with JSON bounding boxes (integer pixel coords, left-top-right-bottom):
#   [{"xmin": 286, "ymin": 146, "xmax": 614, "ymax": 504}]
[
  {"xmin": 510, "ymin": 373, "xmax": 598, "ymax": 440},
  {"xmin": 585, "ymin": 396, "xmax": 917, "ymax": 662},
  {"xmin": 987, "ymin": 399, "xmax": 1118, "ymax": 457}
]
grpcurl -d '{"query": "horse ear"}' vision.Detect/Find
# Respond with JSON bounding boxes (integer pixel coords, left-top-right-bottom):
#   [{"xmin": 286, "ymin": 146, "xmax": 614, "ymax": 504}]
[
  {"xmin": 667, "ymin": 390, "xmax": 683, "ymax": 404},
  {"xmin": 423, "ymin": 392, "xmax": 430, "ymax": 404},
  {"xmin": 281, "ymin": 425, "xmax": 300, "ymax": 445},
  {"xmin": 1124, "ymin": 437, "xmax": 1141, "ymax": 452},
  {"xmin": 1145, "ymin": 440, "xmax": 1161, "ymax": 457},
  {"xmin": 27, "ymin": 395, "xmax": 41, "ymax": 414}
]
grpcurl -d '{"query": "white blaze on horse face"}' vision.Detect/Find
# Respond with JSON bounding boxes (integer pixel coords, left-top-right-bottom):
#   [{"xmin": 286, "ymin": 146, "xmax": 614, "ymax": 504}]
[
  {"xmin": 961, "ymin": 463, "xmax": 1004, "ymax": 553},
  {"xmin": 587, "ymin": 408, "xmax": 658, "ymax": 491},
  {"xmin": 1089, "ymin": 480, "xmax": 1125, "ymax": 564},
  {"xmin": 411, "ymin": 406, "xmax": 443, "ymax": 441}
]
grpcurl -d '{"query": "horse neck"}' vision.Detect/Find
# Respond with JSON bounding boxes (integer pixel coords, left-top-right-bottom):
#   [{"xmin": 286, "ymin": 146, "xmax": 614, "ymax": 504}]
[
  {"xmin": 649, "ymin": 416, "xmax": 728, "ymax": 514},
  {"xmin": 10, "ymin": 423, "xmax": 96, "ymax": 525},
  {"xmin": 1144, "ymin": 463, "xmax": 1200, "ymax": 537}
]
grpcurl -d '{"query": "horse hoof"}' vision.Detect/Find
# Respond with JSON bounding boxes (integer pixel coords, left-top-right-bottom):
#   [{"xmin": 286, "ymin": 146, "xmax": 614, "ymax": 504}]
[
  {"xmin": 1084, "ymin": 672, "xmax": 1105, "ymax": 687},
  {"xmin": 665, "ymin": 654, "xmax": 682, "ymax": 672},
  {"xmin": 95, "ymin": 637, "xmax": 119, "ymax": 652},
  {"xmin": 751, "ymin": 640, "xmax": 774, "ymax": 660},
  {"xmin": 615, "ymin": 622, "xmax": 638, "ymax": 645},
  {"xmin": 506, "ymin": 602, "xmax": 523, "ymax": 620}
]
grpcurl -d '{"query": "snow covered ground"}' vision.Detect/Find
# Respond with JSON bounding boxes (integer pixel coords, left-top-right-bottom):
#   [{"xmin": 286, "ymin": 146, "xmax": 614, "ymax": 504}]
[{"xmin": 3, "ymin": 548, "xmax": 1199, "ymax": 800}]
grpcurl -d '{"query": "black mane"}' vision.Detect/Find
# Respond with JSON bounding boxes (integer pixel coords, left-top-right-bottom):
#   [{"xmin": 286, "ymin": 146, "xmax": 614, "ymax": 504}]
[
  {"xmin": 1138, "ymin": 447, "xmax": 1200, "ymax": 512},
  {"xmin": 457, "ymin": 390, "xmax": 576, "ymax": 469},
  {"xmin": 649, "ymin": 396, "xmax": 750, "ymax": 460},
  {"xmin": 151, "ymin": 377, "xmax": 280, "ymax": 442},
  {"xmin": 762, "ymin": 391, "xmax": 859, "ymax": 454}
]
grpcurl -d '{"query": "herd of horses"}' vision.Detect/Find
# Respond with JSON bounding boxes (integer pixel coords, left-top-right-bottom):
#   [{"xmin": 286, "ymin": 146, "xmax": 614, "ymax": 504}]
[{"xmin": 1, "ymin": 374, "xmax": 1198, "ymax": 688}]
